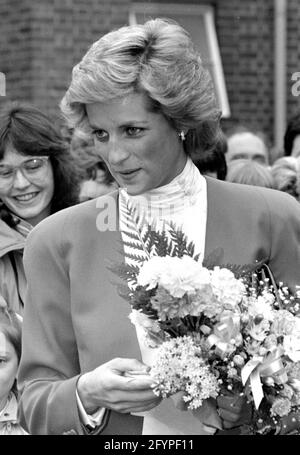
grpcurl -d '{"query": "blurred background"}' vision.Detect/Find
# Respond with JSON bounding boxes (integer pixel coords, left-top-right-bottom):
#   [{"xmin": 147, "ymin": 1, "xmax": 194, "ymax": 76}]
[{"xmin": 0, "ymin": 0, "xmax": 300, "ymax": 161}]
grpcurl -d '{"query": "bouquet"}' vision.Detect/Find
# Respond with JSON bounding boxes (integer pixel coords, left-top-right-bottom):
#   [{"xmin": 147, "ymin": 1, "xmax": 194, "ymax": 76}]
[{"xmin": 112, "ymin": 206, "xmax": 300, "ymax": 435}]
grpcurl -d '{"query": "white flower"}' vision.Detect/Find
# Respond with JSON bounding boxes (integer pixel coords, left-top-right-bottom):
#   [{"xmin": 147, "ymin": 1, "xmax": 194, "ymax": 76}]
[
  {"xmin": 247, "ymin": 319, "xmax": 270, "ymax": 342},
  {"xmin": 137, "ymin": 255, "xmax": 210, "ymax": 298},
  {"xmin": 129, "ymin": 309, "xmax": 161, "ymax": 333},
  {"xmin": 210, "ymin": 267, "xmax": 246, "ymax": 308},
  {"xmin": 150, "ymin": 335, "xmax": 220, "ymax": 409},
  {"xmin": 247, "ymin": 292, "xmax": 275, "ymax": 322},
  {"xmin": 283, "ymin": 333, "xmax": 300, "ymax": 362},
  {"xmin": 272, "ymin": 310, "xmax": 298, "ymax": 336}
]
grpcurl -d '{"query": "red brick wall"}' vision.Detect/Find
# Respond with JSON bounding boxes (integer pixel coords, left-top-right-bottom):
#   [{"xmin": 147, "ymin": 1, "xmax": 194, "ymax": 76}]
[{"xmin": 1, "ymin": 0, "xmax": 300, "ymax": 147}]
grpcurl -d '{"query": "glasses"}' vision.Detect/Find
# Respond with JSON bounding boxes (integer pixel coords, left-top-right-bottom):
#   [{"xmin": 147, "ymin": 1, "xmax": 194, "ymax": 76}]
[{"xmin": 0, "ymin": 156, "xmax": 50, "ymax": 188}]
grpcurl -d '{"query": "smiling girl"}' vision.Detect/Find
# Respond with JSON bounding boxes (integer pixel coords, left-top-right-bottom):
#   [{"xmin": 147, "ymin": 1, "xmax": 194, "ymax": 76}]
[{"xmin": 0, "ymin": 101, "xmax": 80, "ymax": 314}]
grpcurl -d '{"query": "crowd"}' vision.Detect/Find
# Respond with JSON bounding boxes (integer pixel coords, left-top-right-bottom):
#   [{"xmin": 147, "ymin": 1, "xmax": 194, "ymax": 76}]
[{"xmin": 1, "ymin": 18, "xmax": 300, "ymax": 436}]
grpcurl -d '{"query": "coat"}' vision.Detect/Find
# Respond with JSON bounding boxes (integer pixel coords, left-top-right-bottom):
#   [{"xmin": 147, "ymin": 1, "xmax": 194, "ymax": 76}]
[
  {"xmin": 0, "ymin": 392, "xmax": 28, "ymax": 435},
  {"xmin": 18, "ymin": 177, "xmax": 300, "ymax": 435},
  {"xmin": 0, "ymin": 218, "xmax": 26, "ymax": 315}
]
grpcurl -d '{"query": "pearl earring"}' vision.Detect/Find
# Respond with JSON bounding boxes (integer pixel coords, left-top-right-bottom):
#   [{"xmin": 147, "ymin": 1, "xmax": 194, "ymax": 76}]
[{"xmin": 179, "ymin": 131, "xmax": 186, "ymax": 141}]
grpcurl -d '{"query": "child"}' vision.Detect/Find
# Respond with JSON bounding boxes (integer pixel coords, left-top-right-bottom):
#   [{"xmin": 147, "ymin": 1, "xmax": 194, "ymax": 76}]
[{"xmin": 0, "ymin": 299, "xmax": 28, "ymax": 435}]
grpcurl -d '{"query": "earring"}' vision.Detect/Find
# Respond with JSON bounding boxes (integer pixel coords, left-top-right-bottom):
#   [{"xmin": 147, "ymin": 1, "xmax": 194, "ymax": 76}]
[{"xmin": 179, "ymin": 131, "xmax": 186, "ymax": 141}]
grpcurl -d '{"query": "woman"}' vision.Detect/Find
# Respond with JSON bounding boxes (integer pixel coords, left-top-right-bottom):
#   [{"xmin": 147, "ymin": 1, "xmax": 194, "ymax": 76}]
[
  {"xmin": 18, "ymin": 19, "xmax": 300, "ymax": 435},
  {"xmin": 0, "ymin": 101, "xmax": 80, "ymax": 315}
]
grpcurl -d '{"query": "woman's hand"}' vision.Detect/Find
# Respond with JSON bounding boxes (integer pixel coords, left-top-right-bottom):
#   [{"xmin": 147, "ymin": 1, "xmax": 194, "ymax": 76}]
[
  {"xmin": 77, "ymin": 358, "xmax": 161, "ymax": 415},
  {"xmin": 216, "ymin": 394, "xmax": 252, "ymax": 430}
]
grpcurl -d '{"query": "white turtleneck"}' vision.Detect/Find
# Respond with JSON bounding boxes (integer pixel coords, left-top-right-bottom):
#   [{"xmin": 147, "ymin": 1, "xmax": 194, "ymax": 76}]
[
  {"xmin": 119, "ymin": 157, "xmax": 215, "ymax": 435},
  {"xmin": 119, "ymin": 156, "xmax": 208, "ymax": 265}
]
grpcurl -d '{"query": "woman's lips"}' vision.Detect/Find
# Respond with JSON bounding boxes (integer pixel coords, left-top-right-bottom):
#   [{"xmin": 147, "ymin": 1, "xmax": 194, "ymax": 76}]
[
  {"xmin": 13, "ymin": 192, "xmax": 39, "ymax": 202},
  {"xmin": 118, "ymin": 169, "xmax": 141, "ymax": 178}
]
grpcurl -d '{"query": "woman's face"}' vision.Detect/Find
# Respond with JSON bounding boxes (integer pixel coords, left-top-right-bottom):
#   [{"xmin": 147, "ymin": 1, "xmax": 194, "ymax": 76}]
[
  {"xmin": 86, "ymin": 92, "xmax": 187, "ymax": 195},
  {"xmin": 0, "ymin": 330, "xmax": 18, "ymax": 409},
  {"xmin": 0, "ymin": 146, "xmax": 55, "ymax": 226}
]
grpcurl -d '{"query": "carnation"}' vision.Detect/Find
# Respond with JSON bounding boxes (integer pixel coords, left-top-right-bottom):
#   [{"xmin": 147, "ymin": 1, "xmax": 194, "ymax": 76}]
[
  {"xmin": 188, "ymin": 287, "xmax": 220, "ymax": 318},
  {"xmin": 137, "ymin": 255, "xmax": 210, "ymax": 298},
  {"xmin": 210, "ymin": 267, "xmax": 245, "ymax": 309},
  {"xmin": 150, "ymin": 287, "xmax": 189, "ymax": 321}
]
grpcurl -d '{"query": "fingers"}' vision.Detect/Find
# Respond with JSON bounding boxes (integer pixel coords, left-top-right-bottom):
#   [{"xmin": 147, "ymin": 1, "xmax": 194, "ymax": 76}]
[
  {"xmin": 122, "ymin": 374, "xmax": 156, "ymax": 391},
  {"xmin": 103, "ymin": 390, "xmax": 161, "ymax": 413},
  {"xmin": 114, "ymin": 397, "xmax": 162, "ymax": 414},
  {"xmin": 108, "ymin": 358, "xmax": 150, "ymax": 375},
  {"xmin": 79, "ymin": 358, "xmax": 157, "ymax": 414}
]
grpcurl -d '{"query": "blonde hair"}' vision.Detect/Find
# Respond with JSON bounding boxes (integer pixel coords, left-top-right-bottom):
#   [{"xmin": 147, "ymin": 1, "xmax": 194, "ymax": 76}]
[
  {"xmin": 60, "ymin": 18, "xmax": 221, "ymax": 154},
  {"xmin": 226, "ymin": 159, "xmax": 275, "ymax": 189},
  {"xmin": 271, "ymin": 156, "xmax": 300, "ymax": 199}
]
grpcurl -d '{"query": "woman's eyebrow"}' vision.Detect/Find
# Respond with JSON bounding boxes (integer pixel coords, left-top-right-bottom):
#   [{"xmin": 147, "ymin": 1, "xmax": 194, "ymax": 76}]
[{"xmin": 89, "ymin": 120, "xmax": 148, "ymax": 129}]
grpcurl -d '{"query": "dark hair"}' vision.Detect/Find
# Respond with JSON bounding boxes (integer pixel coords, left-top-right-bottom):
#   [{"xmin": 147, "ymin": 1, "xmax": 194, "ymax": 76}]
[
  {"xmin": 0, "ymin": 101, "xmax": 81, "ymax": 227},
  {"xmin": 0, "ymin": 304, "xmax": 22, "ymax": 395},
  {"xmin": 284, "ymin": 112, "xmax": 300, "ymax": 156},
  {"xmin": 70, "ymin": 129, "xmax": 115, "ymax": 184},
  {"xmin": 191, "ymin": 128, "xmax": 228, "ymax": 180}
]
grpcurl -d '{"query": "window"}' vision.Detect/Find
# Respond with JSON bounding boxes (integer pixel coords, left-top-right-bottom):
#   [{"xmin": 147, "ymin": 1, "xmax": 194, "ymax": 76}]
[{"xmin": 129, "ymin": 3, "xmax": 230, "ymax": 118}]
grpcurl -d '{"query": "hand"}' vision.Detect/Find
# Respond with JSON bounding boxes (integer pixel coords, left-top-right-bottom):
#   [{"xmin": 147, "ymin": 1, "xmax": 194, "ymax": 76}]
[
  {"xmin": 216, "ymin": 394, "xmax": 252, "ymax": 430},
  {"xmin": 77, "ymin": 357, "xmax": 161, "ymax": 415}
]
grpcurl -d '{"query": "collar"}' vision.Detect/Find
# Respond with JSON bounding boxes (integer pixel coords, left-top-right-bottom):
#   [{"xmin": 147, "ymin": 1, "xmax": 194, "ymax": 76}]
[
  {"xmin": 10, "ymin": 214, "xmax": 33, "ymax": 238},
  {"xmin": 0, "ymin": 392, "xmax": 18, "ymax": 423},
  {"xmin": 120, "ymin": 157, "xmax": 205, "ymax": 216}
]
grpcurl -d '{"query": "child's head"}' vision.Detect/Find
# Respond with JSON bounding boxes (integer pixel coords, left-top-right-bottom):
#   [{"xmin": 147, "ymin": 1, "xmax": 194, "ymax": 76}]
[{"xmin": 0, "ymin": 299, "xmax": 22, "ymax": 406}]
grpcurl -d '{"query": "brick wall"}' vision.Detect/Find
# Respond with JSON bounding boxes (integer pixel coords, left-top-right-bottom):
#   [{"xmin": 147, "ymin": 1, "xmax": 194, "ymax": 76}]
[
  {"xmin": 286, "ymin": 0, "xmax": 300, "ymax": 122},
  {"xmin": 0, "ymin": 0, "xmax": 300, "ymax": 147},
  {"xmin": 216, "ymin": 0, "xmax": 274, "ymax": 140},
  {"xmin": 0, "ymin": 0, "xmax": 131, "ymax": 120},
  {"xmin": 0, "ymin": 0, "xmax": 32, "ymax": 104}
]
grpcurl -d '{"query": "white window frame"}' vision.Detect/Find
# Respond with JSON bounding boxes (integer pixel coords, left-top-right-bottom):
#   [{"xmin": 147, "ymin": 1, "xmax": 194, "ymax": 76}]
[
  {"xmin": 129, "ymin": 3, "xmax": 230, "ymax": 118},
  {"xmin": 0, "ymin": 72, "xmax": 5, "ymax": 97}
]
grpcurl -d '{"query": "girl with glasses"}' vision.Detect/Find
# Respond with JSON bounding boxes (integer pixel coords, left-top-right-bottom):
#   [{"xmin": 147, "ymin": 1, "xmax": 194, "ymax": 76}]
[{"xmin": 0, "ymin": 101, "xmax": 81, "ymax": 315}]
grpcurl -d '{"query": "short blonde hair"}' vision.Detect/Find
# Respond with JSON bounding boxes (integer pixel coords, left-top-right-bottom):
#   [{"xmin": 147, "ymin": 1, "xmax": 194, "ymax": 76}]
[
  {"xmin": 271, "ymin": 156, "xmax": 300, "ymax": 199},
  {"xmin": 60, "ymin": 18, "xmax": 221, "ymax": 154},
  {"xmin": 226, "ymin": 159, "xmax": 275, "ymax": 189}
]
